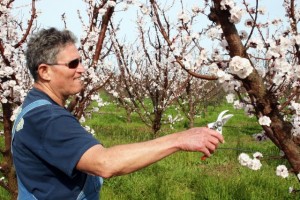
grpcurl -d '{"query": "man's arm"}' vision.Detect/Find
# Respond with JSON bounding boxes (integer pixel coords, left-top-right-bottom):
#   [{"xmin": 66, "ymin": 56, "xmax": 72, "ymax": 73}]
[{"xmin": 76, "ymin": 127, "xmax": 224, "ymax": 178}]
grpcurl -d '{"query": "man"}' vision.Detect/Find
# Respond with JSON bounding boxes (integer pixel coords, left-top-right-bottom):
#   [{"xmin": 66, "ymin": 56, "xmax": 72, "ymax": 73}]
[{"xmin": 12, "ymin": 28, "xmax": 224, "ymax": 199}]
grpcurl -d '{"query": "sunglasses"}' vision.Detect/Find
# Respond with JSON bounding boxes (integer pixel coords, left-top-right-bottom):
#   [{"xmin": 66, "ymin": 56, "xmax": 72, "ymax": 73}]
[{"xmin": 46, "ymin": 58, "xmax": 82, "ymax": 69}]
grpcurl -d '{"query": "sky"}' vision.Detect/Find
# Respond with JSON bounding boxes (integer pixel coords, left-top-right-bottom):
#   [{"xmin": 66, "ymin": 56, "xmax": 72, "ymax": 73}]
[
  {"xmin": 12, "ymin": 0, "xmax": 285, "ymax": 42},
  {"xmin": 13, "ymin": 0, "xmax": 87, "ymax": 38}
]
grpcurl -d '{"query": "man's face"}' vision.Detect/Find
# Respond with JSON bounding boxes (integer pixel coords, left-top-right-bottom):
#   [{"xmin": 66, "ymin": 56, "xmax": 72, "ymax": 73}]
[{"xmin": 49, "ymin": 43, "xmax": 85, "ymax": 100}]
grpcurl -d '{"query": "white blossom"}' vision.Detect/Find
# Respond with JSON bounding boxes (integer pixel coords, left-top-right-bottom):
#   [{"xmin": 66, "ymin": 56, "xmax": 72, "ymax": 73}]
[
  {"xmin": 177, "ymin": 12, "xmax": 190, "ymax": 23},
  {"xmin": 276, "ymin": 165, "xmax": 289, "ymax": 178},
  {"xmin": 238, "ymin": 153, "xmax": 251, "ymax": 166},
  {"xmin": 239, "ymin": 30, "xmax": 248, "ymax": 40},
  {"xmin": 258, "ymin": 116, "xmax": 271, "ymax": 126},
  {"xmin": 220, "ymin": 39, "xmax": 228, "ymax": 50},
  {"xmin": 253, "ymin": 152, "xmax": 263, "ymax": 159},
  {"xmin": 294, "ymin": 35, "xmax": 300, "ymax": 45},
  {"xmin": 206, "ymin": 26, "xmax": 222, "ymax": 40},
  {"xmin": 290, "ymin": 101, "xmax": 300, "ymax": 114},
  {"xmin": 140, "ymin": 4, "xmax": 150, "ymax": 15},
  {"xmin": 226, "ymin": 93, "xmax": 235, "ymax": 103},
  {"xmin": 220, "ymin": 0, "xmax": 235, "ymax": 10},
  {"xmin": 228, "ymin": 56, "xmax": 253, "ymax": 79},
  {"xmin": 258, "ymin": 7, "xmax": 266, "ymax": 15},
  {"xmin": 229, "ymin": 6, "xmax": 243, "ymax": 24},
  {"xmin": 107, "ymin": 1, "xmax": 116, "ymax": 7},
  {"xmin": 217, "ymin": 70, "xmax": 234, "ymax": 85},
  {"xmin": 98, "ymin": 8, "xmax": 106, "ymax": 16},
  {"xmin": 233, "ymin": 100, "xmax": 244, "ymax": 109},
  {"xmin": 248, "ymin": 158, "xmax": 262, "ymax": 170},
  {"xmin": 79, "ymin": 116, "xmax": 86, "ymax": 123},
  {"xmin": 192, "ymin": 5, "xmax": 202, "ymax": 14}
]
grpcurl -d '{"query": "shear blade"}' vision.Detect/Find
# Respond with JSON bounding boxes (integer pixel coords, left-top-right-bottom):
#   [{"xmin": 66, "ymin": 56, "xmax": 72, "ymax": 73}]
[
  {"xmin": 221, "ymin": 114, "xmax": 234, "ymax": 125},
  {"xmin": 217, "ymin": 110, "xmax": 229, "ymax": 121}
]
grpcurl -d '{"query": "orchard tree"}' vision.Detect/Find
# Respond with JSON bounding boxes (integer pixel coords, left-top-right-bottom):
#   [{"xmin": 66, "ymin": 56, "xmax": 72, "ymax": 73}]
[
  {"xmin": 148, "ymin": 0, "xmax": 300, "ymax": 188},
  {"xmin": 67, "ymin": 0, "xmax": 117, "ymax": 121},
  {"xmin": 106, "ymin": 73, "xmax": 135, "ymax": 123},
  {"xmin": 0, "ymin": 0, "xmax": 37, "ymax": 198},
  {"xmin": 106, "ymin": 15, "xmax": 190, "ymax": 136},
  {"xmin": 177, "ymin": 77, "xmax": 223, "ymax": 128}
]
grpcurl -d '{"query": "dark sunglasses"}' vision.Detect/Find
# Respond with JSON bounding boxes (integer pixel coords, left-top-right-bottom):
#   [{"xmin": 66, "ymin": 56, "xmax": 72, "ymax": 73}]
[{"xmin": 46, "ymin": 58, "xmax": 82, "ymax": 69}]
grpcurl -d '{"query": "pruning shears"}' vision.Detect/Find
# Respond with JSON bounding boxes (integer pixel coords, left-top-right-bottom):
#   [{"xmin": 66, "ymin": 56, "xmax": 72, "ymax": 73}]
[{"xmin": 201, "ymin": 110, "xmax": 233, "ymax": 160}]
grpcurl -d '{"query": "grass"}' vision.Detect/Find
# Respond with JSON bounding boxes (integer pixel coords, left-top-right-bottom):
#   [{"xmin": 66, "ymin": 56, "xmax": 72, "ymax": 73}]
[
  {"xmin": 84, "ymin": 101, "xmax": 299, "ymax": 200},
  {"xmin": 0, "ymin": 122, "xmax": 9, "ymax": 199},
  {"xmin": 0, "ymin": 98, "xmax": 298, "ymax": 199}
]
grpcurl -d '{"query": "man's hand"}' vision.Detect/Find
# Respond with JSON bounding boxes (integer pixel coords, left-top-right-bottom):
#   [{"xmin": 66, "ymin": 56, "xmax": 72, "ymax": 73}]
[{"xmin": 176, "ymin": 127, "xmax": 224, "ymax": 158}]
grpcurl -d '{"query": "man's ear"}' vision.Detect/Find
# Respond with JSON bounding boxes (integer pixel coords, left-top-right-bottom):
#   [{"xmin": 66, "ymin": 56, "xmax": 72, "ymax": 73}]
[{"xmin": 37, "ymin": 64, "xmax": 52, "ymax": 81}]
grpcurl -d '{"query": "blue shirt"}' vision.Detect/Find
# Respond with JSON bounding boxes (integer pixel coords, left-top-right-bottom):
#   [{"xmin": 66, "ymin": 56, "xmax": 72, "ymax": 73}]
[{"xmin": 12, "ymin": 88, "xmax": 101, "ymax": 199}]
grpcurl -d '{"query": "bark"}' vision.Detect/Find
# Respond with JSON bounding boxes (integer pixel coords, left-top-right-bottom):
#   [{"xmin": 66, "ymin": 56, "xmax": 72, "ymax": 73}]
[
  {"xmin": 213, "ymin": 0, "xmax": 300, "ymax": 174},
  {"xmin": 2, "ymin": 103, "xmax": 18, "ymax": 200}
]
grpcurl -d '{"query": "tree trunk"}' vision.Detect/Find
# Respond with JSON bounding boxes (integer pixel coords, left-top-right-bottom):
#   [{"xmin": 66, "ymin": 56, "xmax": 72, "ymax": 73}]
[
  {"xmin": 188, "ymin": 118, "xmax": 194, "ymax": 129},
  {"xmin": 212, "ymin": 0, "xmax": 300, "ymax": 174},
  {"xmin": 152, "ymin": 110, "xmax": 162, "ymax": 137},
  {"xmin": 2, "ymin": 103, "xmax": 18, "ymax": 200},
  {"xmin": 125, "ymin": 108, "xmax": 132, "ymax": 123}
]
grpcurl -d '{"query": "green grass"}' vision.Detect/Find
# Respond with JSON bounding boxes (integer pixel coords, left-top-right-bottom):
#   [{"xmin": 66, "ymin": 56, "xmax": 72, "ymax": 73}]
[
  {"xmin": 85, "ymin": 101, "xmax": 299, "ymax": 200},
  {"xmin": 0, "ymin": 99, "xmax": 298, "ymax": 199}
]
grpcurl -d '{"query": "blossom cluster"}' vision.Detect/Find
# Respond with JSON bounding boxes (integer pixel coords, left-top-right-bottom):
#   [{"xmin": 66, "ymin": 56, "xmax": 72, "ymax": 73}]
[
  {"xmin": 290, "ymin": 101, "xmax": 300, "ymax": 137},
  {"xmin": 239, "ymin": 152, "xmax": 291, "ymax": 179},
  {"xmin": 94, "ymin": 0, "xmax": 117, "ymax": 17},
  {"xmin": 206, "ymin": 56, "xmax": 254, "ymax": 95},
  {"xmin": 238, "ymin": 152, "xmax": 262, "ymax": 170},
  {"xmin": 166, "ymin": 114, "xmax": 184, "ymax": 129},
  {"xmin": 220, "ymin": 0, "xmax": 244, "ymax": 24},
  {"xmin": 1, "ymin": 1, "xmax": 36, "ymax": 114}
]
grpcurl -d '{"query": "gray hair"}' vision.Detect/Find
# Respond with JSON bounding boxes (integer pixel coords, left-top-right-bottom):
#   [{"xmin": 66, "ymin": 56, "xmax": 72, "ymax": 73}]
[{"xmin": 25, "ymin": 27, "xmax": 77, "ymax": 81}]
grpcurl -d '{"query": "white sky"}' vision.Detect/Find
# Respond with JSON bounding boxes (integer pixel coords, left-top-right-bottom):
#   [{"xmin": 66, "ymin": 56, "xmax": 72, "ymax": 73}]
[
  {"xmin": 12, "ymin": 0, "xmax": 285, "ymax": 41},
  {"xmin": 13, "ymin": 0, "xmax": 86, "ymax": 38}
]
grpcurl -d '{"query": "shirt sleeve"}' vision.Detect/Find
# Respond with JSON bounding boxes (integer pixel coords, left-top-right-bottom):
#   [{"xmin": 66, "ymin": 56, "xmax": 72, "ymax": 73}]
[{"xmin": 37, "ymin": 106, "xmax": 100, "ymax": 177}]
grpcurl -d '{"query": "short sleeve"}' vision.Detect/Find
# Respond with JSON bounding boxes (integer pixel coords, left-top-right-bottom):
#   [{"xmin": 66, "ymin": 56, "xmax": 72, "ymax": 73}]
[{"xmin": 31, "ymin": 106, "xmax": 100, "ymax": 177}]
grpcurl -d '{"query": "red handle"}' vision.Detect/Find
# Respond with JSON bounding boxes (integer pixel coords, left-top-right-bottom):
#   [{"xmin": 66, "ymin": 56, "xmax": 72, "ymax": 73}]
[{"xmin": 201, "ymin": 125, "xmax": 210, "ymax": 161}]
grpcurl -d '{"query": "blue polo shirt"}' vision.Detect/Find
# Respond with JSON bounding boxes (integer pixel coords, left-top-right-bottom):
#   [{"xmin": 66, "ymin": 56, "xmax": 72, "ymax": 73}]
[{"xmin": 12, "ymin": 88, "xmax": 101, "ymax": 199}]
